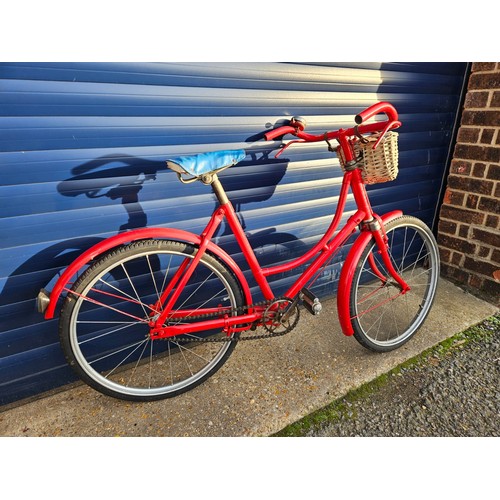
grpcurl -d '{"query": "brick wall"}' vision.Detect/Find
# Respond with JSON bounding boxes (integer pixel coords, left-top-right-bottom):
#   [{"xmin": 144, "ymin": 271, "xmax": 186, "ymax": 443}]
[{"xmin": 437, "ymin": 62, "xmax": 500, "ymax": 305}]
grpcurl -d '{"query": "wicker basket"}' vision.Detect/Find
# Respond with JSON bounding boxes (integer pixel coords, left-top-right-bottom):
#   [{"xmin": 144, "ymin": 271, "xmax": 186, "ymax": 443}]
[{"xmin": 336, "ymin": 131, "xmax": 399, "ymax": 184}]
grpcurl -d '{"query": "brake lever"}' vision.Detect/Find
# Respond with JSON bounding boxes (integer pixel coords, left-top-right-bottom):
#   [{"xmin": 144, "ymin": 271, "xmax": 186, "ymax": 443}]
[
  {"xmin": 372, "ymin": 120, "xmax": 402, "ymax": 149},
  {"xmin": 274, "ymin": 139, "xmax": 305, "ymax": 158}
]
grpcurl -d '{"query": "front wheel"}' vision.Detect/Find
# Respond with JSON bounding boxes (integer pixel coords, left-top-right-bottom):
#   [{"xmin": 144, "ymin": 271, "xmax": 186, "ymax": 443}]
[
  {"xmin": 349, "ymin": 216, "xmax": 440, "ymax": 352},
  {"xmin": 59, "ymin": 239, "xmax": 244, "ymax": 401}
]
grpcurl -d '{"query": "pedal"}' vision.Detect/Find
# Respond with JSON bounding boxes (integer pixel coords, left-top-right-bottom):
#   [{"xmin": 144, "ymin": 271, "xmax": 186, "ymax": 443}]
[{"xmin": 300, "ymin": 288, "xmax": 322, "ymax": 315}]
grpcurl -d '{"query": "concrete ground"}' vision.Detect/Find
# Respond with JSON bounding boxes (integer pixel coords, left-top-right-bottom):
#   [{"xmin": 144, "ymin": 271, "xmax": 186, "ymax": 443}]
[{"xmin": 0, "ymin": 277, "xmax": 497, "ymax": 437}]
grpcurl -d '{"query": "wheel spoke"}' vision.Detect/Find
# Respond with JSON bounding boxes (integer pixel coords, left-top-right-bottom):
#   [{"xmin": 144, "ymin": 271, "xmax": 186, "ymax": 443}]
[
  {"xmin": 89, "ymin": 338, "xmax": 148, "ymax": 368},
  {"xmin": 78, "ymin": 321, "xmax": 140, "ymax": 345},
  {"xmin": 146, "ymin": 254, "xmax": 161, "ymax": 302},
  {"xmin": 127, "ymin": 339, "xmax": 152, "ymax": 387},
  {"xmin": 67, "ymin": 287, "xmax": 148, "ymax": 322},
  {"xmin": 97, "ymin": 276, "xmax": 156, "ymax": 313},
  {"xmin": 121, "ymin": 263, "xmax": 149, "ymax": 318},
  {"xmin": 169, "ymin": 340, "xmax": 214, "ymax": 364}
]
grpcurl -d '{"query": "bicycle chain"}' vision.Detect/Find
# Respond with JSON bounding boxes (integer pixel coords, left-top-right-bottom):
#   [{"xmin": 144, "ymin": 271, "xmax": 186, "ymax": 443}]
[{"xmin": 164, "ymin": 296, "xmax": 298, "ymax": 343}]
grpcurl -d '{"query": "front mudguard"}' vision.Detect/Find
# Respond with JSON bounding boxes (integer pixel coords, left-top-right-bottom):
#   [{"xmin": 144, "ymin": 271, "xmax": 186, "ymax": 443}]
[
  {"xmin": 40, "ymin": 227, "xmax": 253, "ymax": 319},
  {"xmin": 337, "ymin": 210, "xmax": 403, "ymax": 336}
]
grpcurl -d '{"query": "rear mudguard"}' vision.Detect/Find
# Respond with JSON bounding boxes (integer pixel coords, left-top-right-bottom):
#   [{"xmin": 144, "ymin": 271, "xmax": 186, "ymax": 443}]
[
  {"xmin": 42, "ymin": 228, "xmax": 253, "ymax": 319},
  {"xmin": 337, "ymin": 210, "xmax": 403, "ymax": 336}
]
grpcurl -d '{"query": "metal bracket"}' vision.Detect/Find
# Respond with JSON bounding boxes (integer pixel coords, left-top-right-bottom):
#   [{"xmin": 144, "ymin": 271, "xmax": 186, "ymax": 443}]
[
  {"xmin": 360, "ymin": 218, "xmax": 381, "ymax": 232},
  {"xmin": 176, "ymin": 172, "xmax": 199, "ymax": 184}
]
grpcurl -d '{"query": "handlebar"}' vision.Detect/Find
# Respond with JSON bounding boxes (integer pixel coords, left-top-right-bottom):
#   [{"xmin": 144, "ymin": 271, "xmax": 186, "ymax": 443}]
[
  {"xmin": 264, "ymin": 115, "xmax": 307, "ymax": 141},
  {"xmin": 264, "ymin": 101, "xmax": 401, "ymax": 150},
  {"xmin": 354, "ymin": 101, "xmax": 398, "ymax": 125},
  {"xmin": 264, "ymin": 125, "xmax": 297, "ymax": 141}
]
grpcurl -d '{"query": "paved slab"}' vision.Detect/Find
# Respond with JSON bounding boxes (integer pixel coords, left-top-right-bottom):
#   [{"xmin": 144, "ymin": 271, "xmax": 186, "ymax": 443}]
[{"xmin": 0, "ymin": 278, "xmax": 497, "ymax": 437}]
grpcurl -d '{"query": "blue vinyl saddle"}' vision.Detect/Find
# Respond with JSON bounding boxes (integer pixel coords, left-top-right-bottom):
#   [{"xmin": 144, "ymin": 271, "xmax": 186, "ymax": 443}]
[{"xmin": 166, "ymin": 149, "xmax": 246, "ymax": 177}]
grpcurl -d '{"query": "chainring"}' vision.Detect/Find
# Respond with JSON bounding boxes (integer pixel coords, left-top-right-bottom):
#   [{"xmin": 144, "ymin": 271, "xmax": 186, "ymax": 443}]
[{"xmin": 262, "ymin": 298, "xmax": 300, "ymax": 335}]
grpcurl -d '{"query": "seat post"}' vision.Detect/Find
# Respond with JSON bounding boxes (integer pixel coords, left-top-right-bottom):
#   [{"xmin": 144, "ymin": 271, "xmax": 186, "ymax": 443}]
[{"xmin": 210, "ymin": 174, "xmax": 229, "ymax": 206}]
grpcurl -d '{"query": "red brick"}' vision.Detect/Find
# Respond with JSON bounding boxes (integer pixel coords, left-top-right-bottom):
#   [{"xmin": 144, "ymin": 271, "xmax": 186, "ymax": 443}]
[
  {"xmin": 457, "ymin": 127, "xmax": 480, "ymax": 143},
  {"xmin": 438, "ymin": 219, "xmax": 457, "ymax": 235},
  {"xmin": 471, "ymin": 227, "xmax": 500, "ymax": 248},
  {"xmin": 454, "ymin": 143, "xmax": 500, "ymax": 163},
  {"xmin": 441, "ymin": 263, "xmax": 468, "ymax": 284},
  {"xmin": 458, "ymin": 224, "xmax": 469, "ymax": 238},
  {"xmin": 438, "ymin": 233, "xmax": 477, "ymax": 254},
  {"xmin": 447, "ymin": 175, "xmax": 494, "ymax": 195},
  {"xmin": 468, "ymin": 72, "xmax": 500, "ymax": 90},
  {"xmin": 451, "ymin": 252, "xmax": 463, "ymax": 266},
  {"xmin": 464, "ymin": 91, "xmax": 489, "ymax": 109},
  {"xmin": 450, "ymin": 160, "xmax": 472, "ymax": 175},
  {"xmin": 478, "ymin": 246, "xmax": 491, "ymax": 258},
  {"xmin": 486, "ymin": 214, "xmax": 499, "ymax": 229},
  {"xmin": 478, "ymin": 196, "xmax": 500, "ymax": 214},
  {"xmin": 464, "ymin": 256, "xmax": 499, "ymax": 278},
  {"xmin": 488, "ymin": 164, "xmax": 500, "ymax": 181},
  {"xmin": 439, "ymin": 247, "xmax": 452, "ymax": 263},
  {"xmin": 480, "ymin": 129, "xmax": 496, "ymax": 145},
  {"xmin": 465, "ymin": 193, "xmax": 479, "ymax": 209},
  {"xmin": 471, "ymin": 63, "xmax": 497, "ymax": 72},
  {"xmin": 492, "ymin": 249, "xmax": 500, "ymax": 264},
  {"xmin": 469, "ymin": 274, "xmax": 484, "ymax": 289},
  {"xmin": 442, "ymin": 188, "xmax": 465, "ymax": 207},
  {"xmin": 440, "ymin": 204, "xmax": 485, "ymax": 225},
  {"xmin": 482, "ymin": 279, "xmax": 500, "ymax": 305},
  {"xmin": 461, "ymin": 110, "xmax": 500, "ymax": 127},
  {"xmin": 472, "ymin": 163, "xmax": 487, "ymax": 177},
  {"xmin": 446, "ymin": 64, "xmax": 500, "ymax": 306},
  {"xmin": 492, "ymin": 91, "xmax": 500, "ymax": 108}
]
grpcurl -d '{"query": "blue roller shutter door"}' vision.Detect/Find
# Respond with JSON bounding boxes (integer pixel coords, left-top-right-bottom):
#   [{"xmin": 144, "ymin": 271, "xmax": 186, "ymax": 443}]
[{"xmin": 0, "ymin": 62, "xmax": 467, "ymax": 404}]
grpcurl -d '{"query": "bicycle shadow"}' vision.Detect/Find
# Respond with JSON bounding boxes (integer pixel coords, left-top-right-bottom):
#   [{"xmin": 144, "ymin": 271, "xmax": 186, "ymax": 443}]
[
  {"xmin": 55, "ymin": 146, "xmax": 307, "ymax": 269},
  {"xmin": 57, "ymin": 154, "xmax": 163, "ymax": 231},
  {"xmin": 2, "ymin": 154, "xmax": 165, "ymax": 342},
  {"xmin": 1, "ymin": 144, "xmax": 303, "ymax": 325}
]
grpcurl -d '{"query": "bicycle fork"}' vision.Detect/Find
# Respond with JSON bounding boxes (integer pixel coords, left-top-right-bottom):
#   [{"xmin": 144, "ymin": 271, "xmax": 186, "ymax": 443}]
[
  {"xmin": 366, "ymin": 218, "xmax": 411, "ymax": 294},
  {"xmin": 349, "ymin": 166, "xmax": 410, "ymax": 294}
]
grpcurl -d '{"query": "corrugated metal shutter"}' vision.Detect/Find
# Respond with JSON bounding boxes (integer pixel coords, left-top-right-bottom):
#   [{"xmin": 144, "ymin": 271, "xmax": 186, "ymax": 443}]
[{"xmin": 0, "ymin": 62, "xmax": 467, "ymax": 404}]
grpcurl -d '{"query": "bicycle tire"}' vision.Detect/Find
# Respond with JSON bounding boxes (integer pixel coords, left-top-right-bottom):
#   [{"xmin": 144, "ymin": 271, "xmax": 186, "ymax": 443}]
[
  {"xmin": 349, "ymin": 216, "xmax": 440, "ymax": 352},
  {"xmin": 59, "ymin": 239, "xmax": 244, "ymax": 401}
]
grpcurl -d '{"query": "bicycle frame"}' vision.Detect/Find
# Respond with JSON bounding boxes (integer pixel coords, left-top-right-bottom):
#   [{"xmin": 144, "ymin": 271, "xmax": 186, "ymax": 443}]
[{"xmin": 40, "ymin": 102, "xmax": 410, "ymax": 339}]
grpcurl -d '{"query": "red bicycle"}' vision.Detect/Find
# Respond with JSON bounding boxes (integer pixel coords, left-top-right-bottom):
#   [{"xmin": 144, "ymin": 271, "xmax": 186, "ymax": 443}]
[{"xmin": 38, "ymin": 102, "xmax": 440, "ymax": 401}]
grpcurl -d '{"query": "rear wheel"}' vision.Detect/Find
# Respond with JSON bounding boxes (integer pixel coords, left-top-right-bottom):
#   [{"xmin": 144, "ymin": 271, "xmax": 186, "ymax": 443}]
[
  {"xmin": 59, "ymin": 239, "xmax": 244, "ymax": 401},
  {"xmin": 349, "ymin": 216, "xmax": 440, "ymax": 352}
]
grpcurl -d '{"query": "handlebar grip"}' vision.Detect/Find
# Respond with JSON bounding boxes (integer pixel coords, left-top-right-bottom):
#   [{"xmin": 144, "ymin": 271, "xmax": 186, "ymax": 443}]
[
  {"xmin": 264, "ymin": 125, "xmax": 297, "ymax": 141},
  {"xmin": 355, "ymin": 101, "xmax": 398, "ymax": 125}
]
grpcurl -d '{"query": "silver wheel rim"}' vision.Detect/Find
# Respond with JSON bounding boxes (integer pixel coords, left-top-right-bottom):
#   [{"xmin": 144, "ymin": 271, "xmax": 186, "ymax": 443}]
[{"xmin": 353, "ymin": 222, "xmax": 439, "ymax": 347}]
